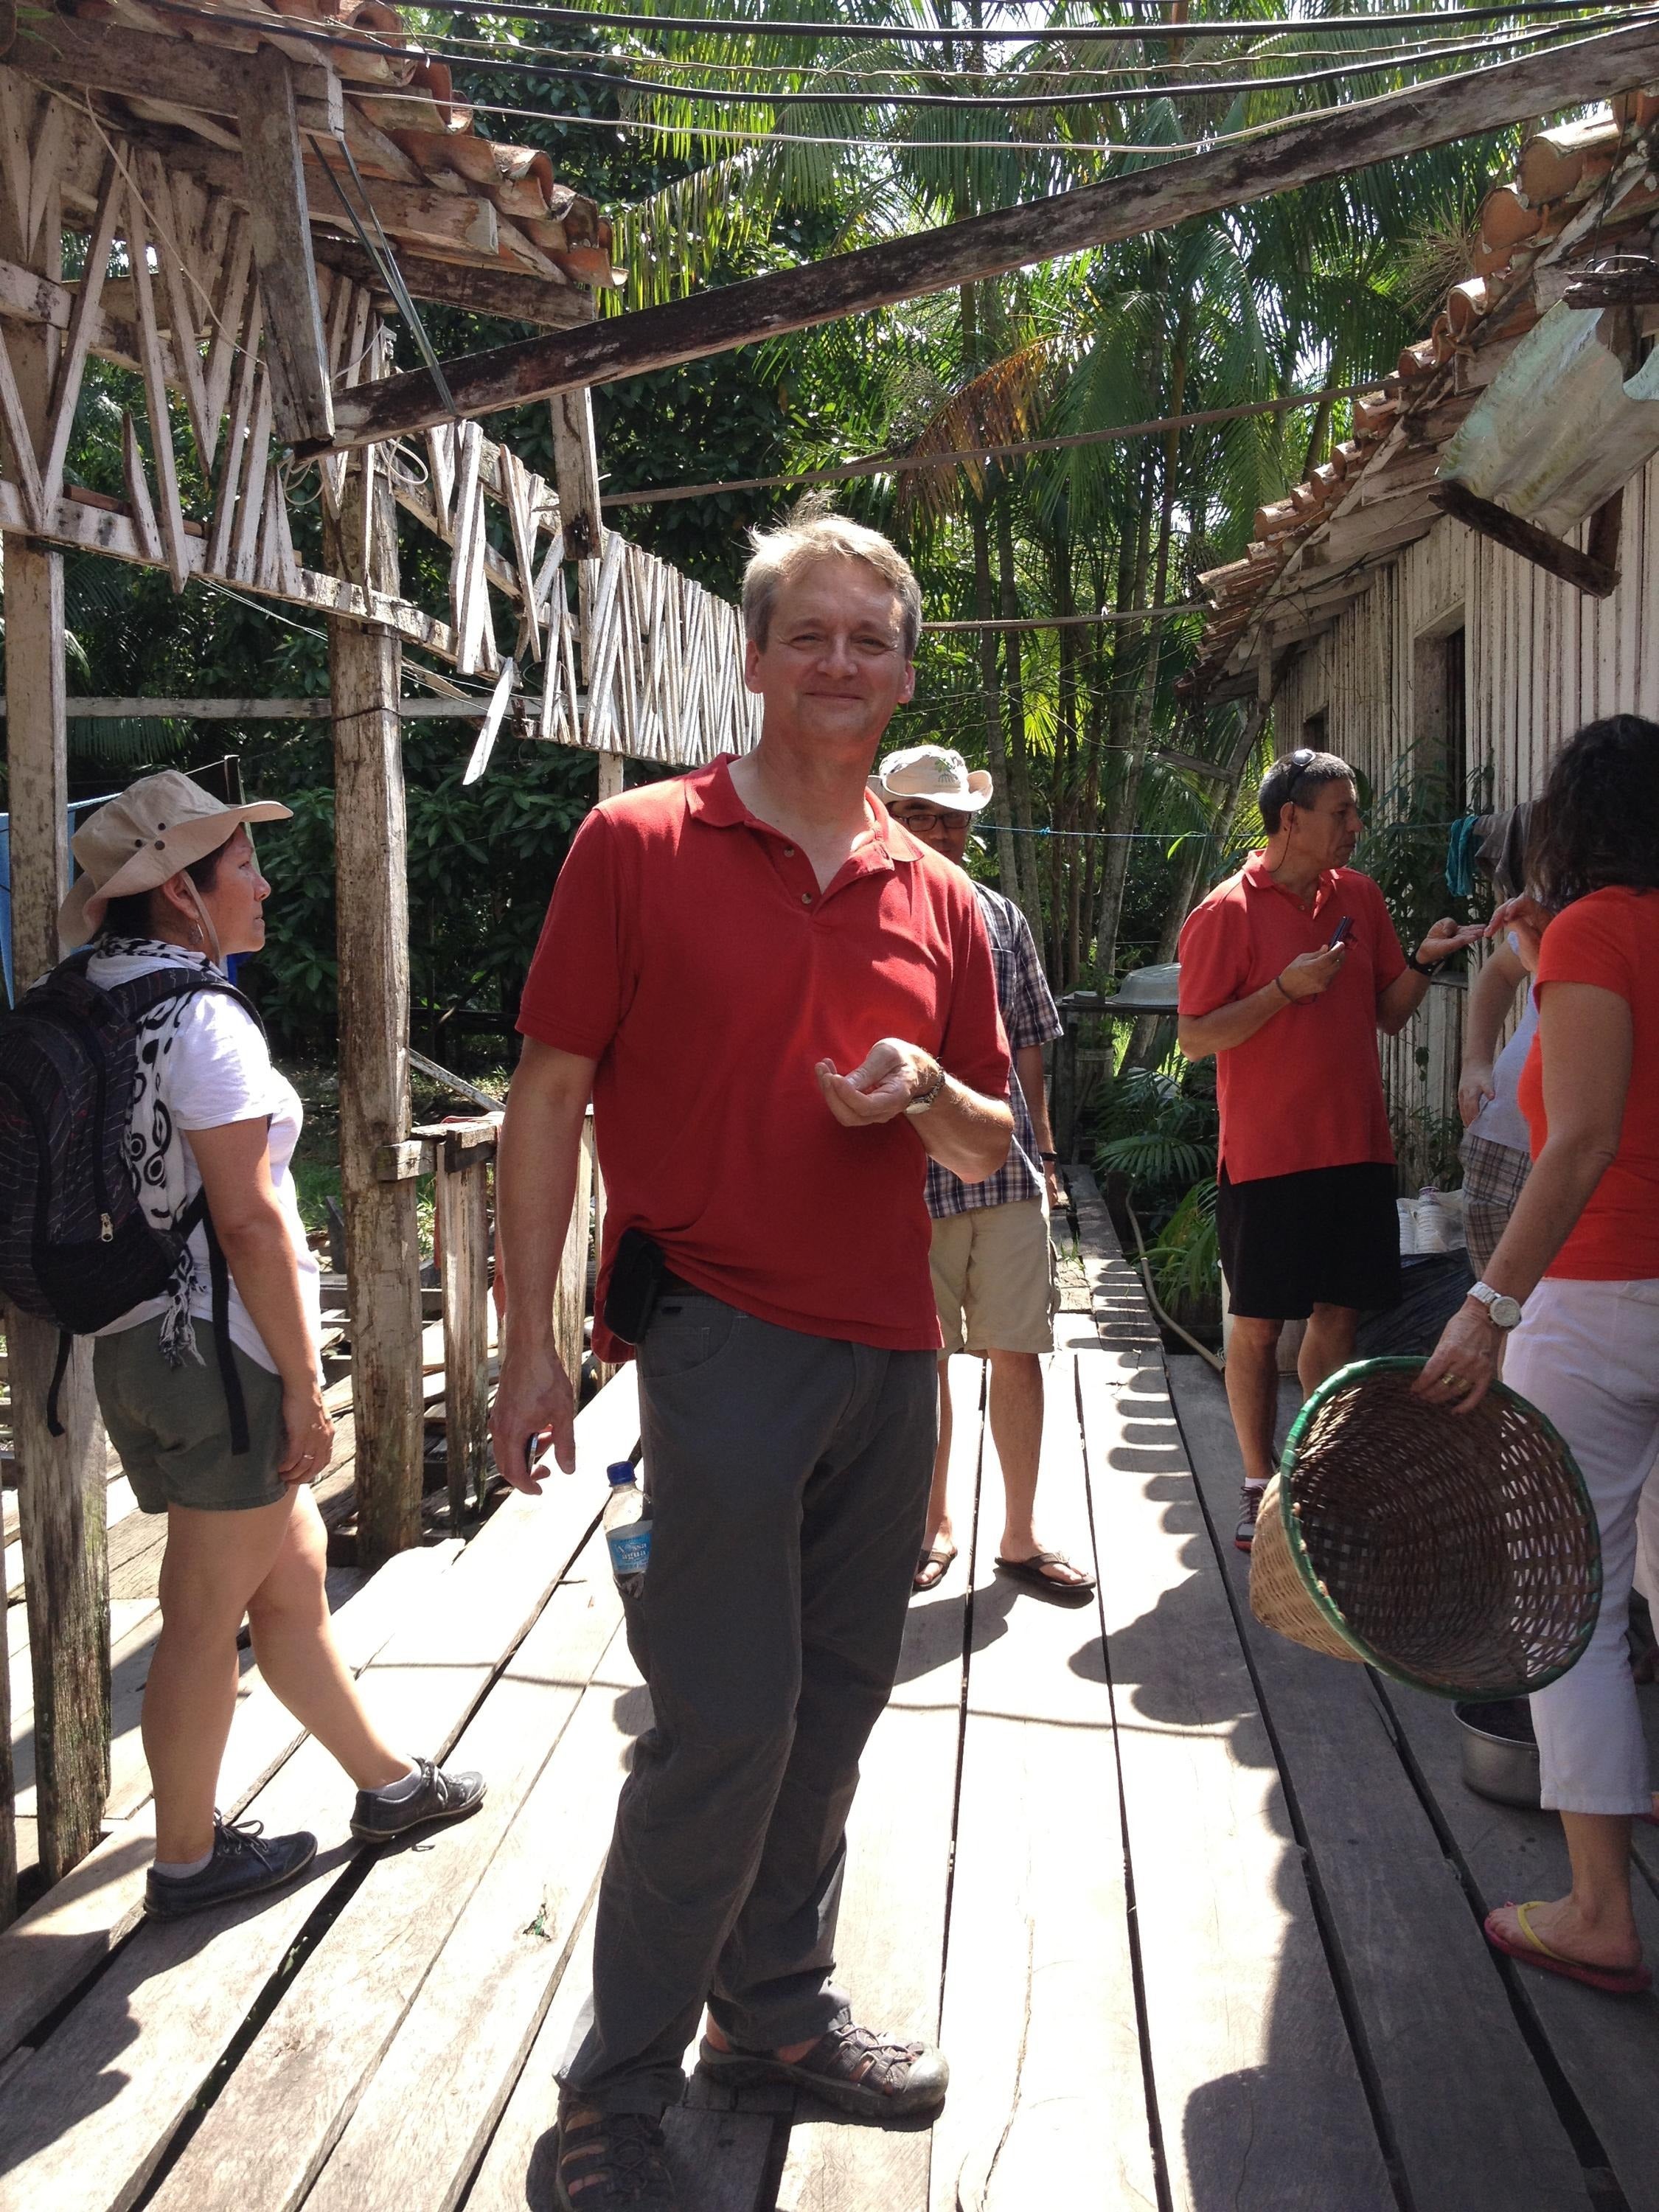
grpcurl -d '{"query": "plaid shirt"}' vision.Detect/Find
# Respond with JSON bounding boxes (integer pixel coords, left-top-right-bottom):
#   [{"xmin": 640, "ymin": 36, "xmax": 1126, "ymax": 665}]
[{"xmin": 927, "ymin": 883, "xmax": 1063, "ymax": 1217}]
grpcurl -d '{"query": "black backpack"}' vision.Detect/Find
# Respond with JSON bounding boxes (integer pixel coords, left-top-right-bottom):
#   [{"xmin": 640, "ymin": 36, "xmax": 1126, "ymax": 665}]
[{"xmin": 0, "ymin": 947, "xmax": 266, "ymax": 1449}]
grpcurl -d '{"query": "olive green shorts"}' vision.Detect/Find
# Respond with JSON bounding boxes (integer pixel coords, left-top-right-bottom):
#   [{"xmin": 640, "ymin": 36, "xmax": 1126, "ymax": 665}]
[{"xmin": 94, "ymin": 1320, "xmax": 289, "ymax": 1514}]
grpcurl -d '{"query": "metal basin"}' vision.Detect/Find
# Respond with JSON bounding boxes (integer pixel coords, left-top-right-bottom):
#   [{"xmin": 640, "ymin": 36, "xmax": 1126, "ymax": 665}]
[{"xmin": 1454, "ymin": 1698, "xmax": 1541, "ymax": 1809}]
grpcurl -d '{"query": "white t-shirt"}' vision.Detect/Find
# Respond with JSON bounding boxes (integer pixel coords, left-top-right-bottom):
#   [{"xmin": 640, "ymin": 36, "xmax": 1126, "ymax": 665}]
[
  {"xmin": 1467, "ymin": 983, "xmax": 1540, "ymax": 1157},
  {"xmin": 88, "ymin": 945, "xmax": 322, "ymax": 1375}
]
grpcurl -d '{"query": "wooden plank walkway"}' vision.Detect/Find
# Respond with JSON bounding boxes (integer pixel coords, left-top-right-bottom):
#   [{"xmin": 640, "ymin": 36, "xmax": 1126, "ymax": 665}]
[{"xmin": 0, "ymin": 1177, "xmax": 1650, "ymax": 2209}]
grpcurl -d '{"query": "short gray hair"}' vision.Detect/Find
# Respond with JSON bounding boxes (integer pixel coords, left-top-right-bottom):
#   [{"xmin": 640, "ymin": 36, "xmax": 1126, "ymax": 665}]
[
  {"xmin": 742, "ymin": 494, "xmax": 922, "ymax": 659},
  {"xmin": 1259, "ymin": 748, "xmax": 1354, "ymax": 832}
]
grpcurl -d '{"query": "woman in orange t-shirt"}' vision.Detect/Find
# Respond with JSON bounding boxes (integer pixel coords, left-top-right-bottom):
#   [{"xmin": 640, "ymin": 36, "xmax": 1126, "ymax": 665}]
[{"xmin": 1420, "ymin": 714, "xmax": 1659, "ymax": 1997}]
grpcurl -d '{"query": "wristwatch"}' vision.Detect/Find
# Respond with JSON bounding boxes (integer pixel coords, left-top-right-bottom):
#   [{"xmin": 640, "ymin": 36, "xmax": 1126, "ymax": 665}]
[
  {"xmin": 1467, "ymin": 1281, "xmax": 1524, "ymax": 1330},
  {"xmin": 1405, "ymin": 950, "xmax": 1439, "ymax": 976},
  {"xmin": 905, "ymin": 1062, "xmax": 948, "ymax": 1117}
]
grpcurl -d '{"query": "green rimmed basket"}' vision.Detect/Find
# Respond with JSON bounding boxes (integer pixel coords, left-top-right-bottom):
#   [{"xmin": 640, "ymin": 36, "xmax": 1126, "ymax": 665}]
[{"xmin": 1248, "ymin": 1356, "xmax": 1601, "ymax": 1700}]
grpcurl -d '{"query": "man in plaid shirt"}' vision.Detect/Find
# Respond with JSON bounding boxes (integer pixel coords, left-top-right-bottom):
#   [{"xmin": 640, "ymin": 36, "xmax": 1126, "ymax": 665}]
[{"xmin": 872, "ymin": 747, "xmax": 1096, "ymax": 1603}]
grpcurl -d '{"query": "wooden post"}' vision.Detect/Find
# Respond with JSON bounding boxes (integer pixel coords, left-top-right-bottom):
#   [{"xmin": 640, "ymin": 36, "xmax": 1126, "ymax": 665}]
[
  {"xmin": 0, "ymin": 94, "xmax": 110, "ymax": 1891},
  {"xmin": 327, "ymin": 448, "xmax": 424, "ymax": 1568},
  {"xmin": 595, "ymin": 751, "xmax": 624, "ymax": 801},
  {"xmin": 434, "ymin": 1133, "xmax": 492, "ymax": 1528},
  {"xmin": 548, "ymin": 389, "xmax": 602, "ymax": 562}
]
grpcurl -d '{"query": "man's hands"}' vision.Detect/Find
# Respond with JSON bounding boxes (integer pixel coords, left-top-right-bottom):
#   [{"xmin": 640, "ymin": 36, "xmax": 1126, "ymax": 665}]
[
  {"xmin": 1277, "ymin": 944, "xmax": 1347, "ymax": 1002},
  {"xmin": 817, "ymin": 1039, "xmax": 940, "ymax": 1127},
  {"xmin": 1415, "ymin": 917, "xmax": 1486, "ymax": 968},
  {"xmin": 487, "ymin": 1340, "xmax": 577, "ymax": 1495}
]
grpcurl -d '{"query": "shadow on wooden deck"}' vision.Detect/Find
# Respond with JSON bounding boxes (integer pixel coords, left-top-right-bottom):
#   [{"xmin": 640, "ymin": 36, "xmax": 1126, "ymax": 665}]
[{"xmin": 0, "ymin": 1172, "xmax": 1655, "ymax": 2211}]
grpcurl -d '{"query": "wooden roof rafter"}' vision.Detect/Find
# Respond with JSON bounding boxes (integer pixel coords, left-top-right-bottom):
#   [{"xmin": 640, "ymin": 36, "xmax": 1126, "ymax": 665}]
[{"xmin": 0, "ymin": 63, "xmax": 759, "ymax": 768}]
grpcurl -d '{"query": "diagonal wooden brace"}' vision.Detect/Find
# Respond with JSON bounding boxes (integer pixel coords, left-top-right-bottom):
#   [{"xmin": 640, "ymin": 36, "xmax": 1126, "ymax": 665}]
[{"xmin": 235, "ymin": 46, "xmax": 334, "ymax": 449}]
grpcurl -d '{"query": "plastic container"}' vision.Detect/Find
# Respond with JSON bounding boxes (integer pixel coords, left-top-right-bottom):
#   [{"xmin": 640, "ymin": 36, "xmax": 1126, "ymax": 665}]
[{"xmin": 602, "ymin": 1461, "xmax": 652, "ymax": 1599}]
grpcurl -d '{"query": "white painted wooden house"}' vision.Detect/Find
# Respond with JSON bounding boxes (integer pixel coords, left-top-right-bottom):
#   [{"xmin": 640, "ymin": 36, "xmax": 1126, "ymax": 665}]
[{"xmin": 1192, "ymin": 94, "xmax": 1659, "ymax": 1142}]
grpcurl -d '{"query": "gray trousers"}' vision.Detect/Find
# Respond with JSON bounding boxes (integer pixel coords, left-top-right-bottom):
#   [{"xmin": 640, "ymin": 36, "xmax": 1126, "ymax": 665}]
[{"xmin": 559, "ymin": 1287, "xmax": 937, "ymax": 2117}]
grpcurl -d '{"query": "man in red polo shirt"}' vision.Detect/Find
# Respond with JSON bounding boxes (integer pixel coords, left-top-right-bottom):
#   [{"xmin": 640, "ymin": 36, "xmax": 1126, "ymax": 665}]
[
  {"xmin": 1178, "ymin": 748, "xmax": 1481, "ymax": 1551},
  {"xmin": 489, "ymin": 504, "xmax": 1011, "ymax": 2212}
]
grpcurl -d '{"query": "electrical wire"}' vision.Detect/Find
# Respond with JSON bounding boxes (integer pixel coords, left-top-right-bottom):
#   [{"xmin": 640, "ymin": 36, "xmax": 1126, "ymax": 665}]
[
  {"xmin": 411, "ymin": 0, "xmax": 1638, "ymax": 44},
  {"xmin": 600, "ymin": 380, "xmax": 1381, "ymax": 509},
  {"xmin": 147, "ymin": 0, "xmax": 1652, "ymax": 122},
  {"xmin": 414, "ymin": 10, "xmax": 1624, "ymax": 105}
]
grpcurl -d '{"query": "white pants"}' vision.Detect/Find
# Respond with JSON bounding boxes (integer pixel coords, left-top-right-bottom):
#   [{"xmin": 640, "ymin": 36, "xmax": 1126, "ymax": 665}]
[{"xmin": 1508, "ymin": 1276, "xmax": 1659, "ymax": 1815}]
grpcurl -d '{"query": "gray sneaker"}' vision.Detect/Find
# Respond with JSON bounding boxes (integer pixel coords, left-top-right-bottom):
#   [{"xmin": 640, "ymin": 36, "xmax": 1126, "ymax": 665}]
[
  {"xmin": 145, "ymin": 1814, "xmax": 316, "ymax": 1921},
  {"xmin": 349, "ymin": 1756, "xmax": 486, "ymax": 1843}
]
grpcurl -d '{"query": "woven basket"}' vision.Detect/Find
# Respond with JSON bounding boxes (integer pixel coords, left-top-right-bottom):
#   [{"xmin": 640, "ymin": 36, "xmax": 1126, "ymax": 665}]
[{"xmin": 1248, "ymin": 1357, "xmax": 1601, "ymax": 1699}]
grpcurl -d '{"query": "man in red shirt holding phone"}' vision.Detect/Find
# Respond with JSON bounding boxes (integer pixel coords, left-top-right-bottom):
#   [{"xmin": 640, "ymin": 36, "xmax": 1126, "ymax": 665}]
[{"xmin": 1178, "ymin": 748, "xmax": 1481, "ymax": 1548}]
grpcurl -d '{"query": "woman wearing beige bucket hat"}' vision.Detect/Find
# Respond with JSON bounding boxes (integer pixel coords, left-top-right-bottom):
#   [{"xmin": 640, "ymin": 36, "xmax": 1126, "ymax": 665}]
[{"xmin": 63, "ymin": 771, "xmax": 482, "ymax": 1919}]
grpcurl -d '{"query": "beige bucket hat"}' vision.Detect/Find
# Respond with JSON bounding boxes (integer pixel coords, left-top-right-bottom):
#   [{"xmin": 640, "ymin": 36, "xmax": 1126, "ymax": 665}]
[
  {"xmin": 869, "ymin": 744, "xmax": 993, "ymax": 814},
  {"xmin": 59, "ymin": 770, "xmax": 291, "ymax": 948}
]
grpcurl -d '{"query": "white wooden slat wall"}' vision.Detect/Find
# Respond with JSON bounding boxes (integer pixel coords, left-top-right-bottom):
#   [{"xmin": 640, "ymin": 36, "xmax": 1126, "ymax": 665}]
[{"xmin": 1269, "ymin": 452, "xmax": 1659, "ymax": 1149}]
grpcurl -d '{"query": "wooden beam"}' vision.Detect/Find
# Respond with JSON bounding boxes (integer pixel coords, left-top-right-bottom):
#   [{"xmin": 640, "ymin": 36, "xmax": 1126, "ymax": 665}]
[
  {"xmin": 327, "ymin": 462, "xmax": 425, "ymax": 1570},
  {"xmin": 11, "ymin": 18, "xmax": 343, "ymax": 137},
  {"xmin": 169, "ymin": 139, "xmax": 501, "ymax": 262},
  {"xmin": 0, "ymin": 475, "xmax": 460, "ymax": 658},
  {"xmin": 0, "ymin": 695, "xmax": 511, "ymax": 719},
  {"xmin": 234, "ymin": 48, "xmax": 333, "ymax": 448},
  {"xmin": 549, "ymin": 387, "xmax": 602, "ymax": 562},
  {"xmin": 312, "ymin": 240, "xmax": 594, "ymax": 332},
  {"xmin": 315, "ymin": 13, "xmax": 1659, "ymax": 454},
  {"xmin": 4, "ymin": 539, "xmax": 111, "ymax": 1891},
  {"xmin": 1429, "ymin": 478, "xmax": 1618, "ymax": 599},
  {"xmin": 434, "ymin": 1147, "xmax": 490, "ymax": 1530},
  {"xmin": 1564, "ymin": 266, "xmax": 1659, "ymax": 308},
  {"xmin": 1586, "ymin": 484, "xmax": 1624, "ymax": 576}
]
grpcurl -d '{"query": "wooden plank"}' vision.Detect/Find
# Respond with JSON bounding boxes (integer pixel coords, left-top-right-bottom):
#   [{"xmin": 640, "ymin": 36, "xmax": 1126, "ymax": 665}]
[
  {"xmin": 4, "ymin": 525, "xmax": 110, "ymax": 1894},
  {"xmin": 0, "ymin": 1536, "xmax": 458, "ymax": 2065},
  {"xmin": 1381, "ymin": 1679, "xmax": 1659, "ymax": 2212},
  {"xmin": 929, "ymin": 1344, "xmax": 1156, "ymax": 2212},
  {"xmin": 303, "ymin": 1611, "xmax": 637, "ymax": 2212},
  {"xmin": 327, "ymin": 459, "xmax": 425, "ymax": 1571},
  {"xmin": 313, "ymin": 237, "xmax": 595, "ymax": 330},
  {"xmin": 776, "ymin": 1366, "xmax": 970, "ymax": 2212},
  {"xmin": 1076, "ymin": 1339, "xmax": 1395, "ymax": 2209},
  {"xmin": 549, "ymin": 386, "xmax": 602, "ymax": 561},
  {"xmin": 136, "ymin": 150, "xmax": 215, "ymax": 478},
  {"xmin": 234, "ymin": 46, "xmax": 333, "ymax": 448},
  {"xmin": 123, "ymin": 175, "xmax": 189, "ymax": 594},
  {"xmin": 319, "ymin": 13, "xmax": 1659, "ymax": 452},
  {"xmin": 37, "ymin": 148, "xmax": 116, "ymax": 507},
  {"xmin": 0, "ymin": 312, "xmax": 44, "ymax": 528},
  {"xmin": 147, "ymin": 1537, "xmax": 625, "ymax": 2212},
  {"xmin": 12, "ymin": 19, "xmax": 344, "ymax": 133},
  {"xmin": 1430, "ymin": 480, "xmax": 1618, "ymax": 600},
  {"xmin": 1167, "ymin": 1357, "xmax": 1589, "ymax": 2212},
  {"xmin": 436, "ymin": 1152, "xmax": 491, "ymax": 1528},
  {"xmin": 0, "ymin": 1380, "xmax": 639, "ymax": 2208}
]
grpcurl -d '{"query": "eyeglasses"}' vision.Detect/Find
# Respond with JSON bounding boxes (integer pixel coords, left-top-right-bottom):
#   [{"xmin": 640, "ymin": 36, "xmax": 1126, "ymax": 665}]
[{"xmin": 890, "ymin": 807, "xmax": 961, "ymax": 834}]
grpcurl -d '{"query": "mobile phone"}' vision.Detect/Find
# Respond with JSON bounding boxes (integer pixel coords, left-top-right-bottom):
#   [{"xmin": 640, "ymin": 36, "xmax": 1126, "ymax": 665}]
[{"xmin": 1329, "ymin": 916, "xmax": 1353, "ymax": 947}]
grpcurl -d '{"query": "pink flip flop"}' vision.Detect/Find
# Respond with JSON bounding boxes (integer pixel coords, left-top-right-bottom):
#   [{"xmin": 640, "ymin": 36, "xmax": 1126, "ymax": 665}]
[{"xmin": 1484, "ymin": 1902, "xmax": 1652, "ymax": 1996}]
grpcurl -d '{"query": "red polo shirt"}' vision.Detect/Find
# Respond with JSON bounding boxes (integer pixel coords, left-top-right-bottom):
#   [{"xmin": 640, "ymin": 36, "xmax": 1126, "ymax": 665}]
[
  {"xmin": 1178, "ymin": 855, "xmax": 1405, "ymax": 1184},
  {"xmin": 517, "ymin": 757, "xmax": 1009, "ymax": 1360}
]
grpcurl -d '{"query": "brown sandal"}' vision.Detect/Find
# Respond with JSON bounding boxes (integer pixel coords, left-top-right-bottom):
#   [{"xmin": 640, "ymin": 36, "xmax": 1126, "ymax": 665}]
[
  {"xmin": 554, "ymin": 2107, "xmax": 678, "ymax": 2210},
  {"xmin": 914, "ymin": 1543, "xmax": 957, "ymax": 1592},
  {"xmin": 698, "ymin": 2010, "xmax": 949, "ymax": 2119}
]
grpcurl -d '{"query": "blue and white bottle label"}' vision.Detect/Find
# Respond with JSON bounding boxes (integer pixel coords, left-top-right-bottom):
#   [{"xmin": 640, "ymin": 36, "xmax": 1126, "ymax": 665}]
[{"xmin": 607, "ymin": 1524, "xmax": 652, "ymax": 1579}]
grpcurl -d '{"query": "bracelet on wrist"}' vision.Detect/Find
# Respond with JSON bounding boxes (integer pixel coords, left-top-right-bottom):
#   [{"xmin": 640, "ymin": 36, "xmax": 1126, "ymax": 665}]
[
  {"xmin": 1405, "ymin": 952, "xmax": 1438, "ymax": 977},
  {"xmin": 1039, "ymin": 1150, "xmax": 1059, "ymax": 1162},
  {"xmin": 904, "ymin": 1062, "xmax": 948, "ymax": 1117},
  {"xmin": 1273, "ymin": 973, "xmax": 1294, "ymax": 1003}
]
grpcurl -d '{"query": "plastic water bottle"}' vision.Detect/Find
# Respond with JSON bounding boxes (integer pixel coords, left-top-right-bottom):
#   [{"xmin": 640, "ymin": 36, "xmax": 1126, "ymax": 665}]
[{"xmin": 603, "ymin": 1462, "xmax": 651, "ymax": 1598}]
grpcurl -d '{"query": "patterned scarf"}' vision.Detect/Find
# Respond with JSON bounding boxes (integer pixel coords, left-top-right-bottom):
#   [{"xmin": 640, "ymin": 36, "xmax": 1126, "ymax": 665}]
[{"xmin": 100, "ymin": 935, "xmax": 224, "ymax": 1369}]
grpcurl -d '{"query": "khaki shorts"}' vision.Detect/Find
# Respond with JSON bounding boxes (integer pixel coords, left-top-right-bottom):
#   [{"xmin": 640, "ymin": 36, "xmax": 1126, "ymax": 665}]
[
  {"xmin": 94, "ymin": 1318, "xmax": 289, "ymax": 1514},
  {"xmin": 929, "ymin": 1198, "xmax": 1058, "ymax": 1357}
]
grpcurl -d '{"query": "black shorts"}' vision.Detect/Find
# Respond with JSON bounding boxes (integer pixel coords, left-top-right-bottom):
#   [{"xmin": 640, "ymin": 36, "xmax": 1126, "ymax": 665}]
[{"xmin": 1217, "ymin": 1161, "xmax": 1400, "ymax": 1321}]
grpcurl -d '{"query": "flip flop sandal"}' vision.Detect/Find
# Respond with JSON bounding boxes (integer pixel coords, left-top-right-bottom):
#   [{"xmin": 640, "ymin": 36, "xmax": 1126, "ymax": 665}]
[
  {"xmin": 994, "ymin": 1550, "xmax": 1096, "ymax": 1604},
  {"xmin": 914, "ymin": 1543, "xmax": 957, "ymax": 1592},
  {"xmin": 1484, "ymin": 1902, "xmax": 1653, "ymax": 1995}
]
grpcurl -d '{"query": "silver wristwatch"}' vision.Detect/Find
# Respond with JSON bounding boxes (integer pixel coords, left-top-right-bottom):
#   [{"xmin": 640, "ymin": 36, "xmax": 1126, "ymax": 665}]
[{"xmin": 1468, "ymin": 1281, "xmax": 1524, "ymax": 1330}]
